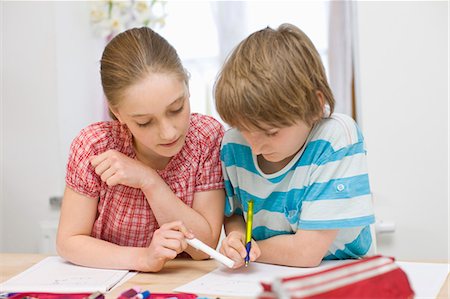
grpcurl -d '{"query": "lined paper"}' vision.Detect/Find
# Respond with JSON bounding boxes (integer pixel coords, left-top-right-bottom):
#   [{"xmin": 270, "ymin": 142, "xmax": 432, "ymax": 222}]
[{"xmin": 0, "ymin": 256, "xmax": 133, "ymax": 293}]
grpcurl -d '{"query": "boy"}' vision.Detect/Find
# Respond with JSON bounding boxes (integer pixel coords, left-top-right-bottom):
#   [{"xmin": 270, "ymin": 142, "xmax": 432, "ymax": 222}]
[{"xmin": 214, "ymin": 23, "xmax": 375, "ymax": 268}]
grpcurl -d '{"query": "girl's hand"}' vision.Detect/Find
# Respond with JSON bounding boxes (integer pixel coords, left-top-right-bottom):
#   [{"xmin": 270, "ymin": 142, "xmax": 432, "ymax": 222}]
[
  {"xmin": 90, "ymin": 149, "xmax": 155, "ymax": 189},
  {"xmin": 142, "ymin": 221, "xmax": 194, "ymax": 272},
  {"xmin": 219, "ymin": 231, "xmax": 261, "ymax": 269}
]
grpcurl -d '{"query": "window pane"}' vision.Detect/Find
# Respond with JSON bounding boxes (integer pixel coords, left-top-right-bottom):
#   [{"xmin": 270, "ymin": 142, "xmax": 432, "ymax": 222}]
[
  {"xmin": 157, "ymin": 2, "xmax": 219, "ymax": 60},
  {"xmin": 156, "ymin": 1, "xmax": 329, "ymax": 117}
]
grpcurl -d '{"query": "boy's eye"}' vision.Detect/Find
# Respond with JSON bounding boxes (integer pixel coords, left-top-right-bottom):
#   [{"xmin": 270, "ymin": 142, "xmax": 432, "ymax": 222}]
[{"xmin": 265, "ymin": 131, "xmax": 279, "ymax": 137}]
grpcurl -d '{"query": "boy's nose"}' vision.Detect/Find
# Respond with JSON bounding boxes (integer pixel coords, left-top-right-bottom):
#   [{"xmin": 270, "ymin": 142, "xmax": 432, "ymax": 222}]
[{"xmin": 247, "ymin": 137, "xmax": 264, "ymax": 155}]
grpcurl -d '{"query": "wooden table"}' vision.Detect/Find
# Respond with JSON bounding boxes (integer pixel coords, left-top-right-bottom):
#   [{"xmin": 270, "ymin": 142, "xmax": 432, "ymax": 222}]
[{"xmin": 1, "ymin": 253, "xmax": 448, "ymax": 298}]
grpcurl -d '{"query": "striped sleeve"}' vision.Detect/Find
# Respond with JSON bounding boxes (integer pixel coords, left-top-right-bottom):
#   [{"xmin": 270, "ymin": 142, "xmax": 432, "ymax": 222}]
[
  {"xmin": 298, "ymin": 123, "xmax": 375, "ymax": 230},
  {"xmin": 221, "ymin": 130, "xmax": 245, "ymax": 217}
]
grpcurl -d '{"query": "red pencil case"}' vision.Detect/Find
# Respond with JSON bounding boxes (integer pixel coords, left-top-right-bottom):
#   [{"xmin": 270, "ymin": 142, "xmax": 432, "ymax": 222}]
[{"xmin": 258, "ymin": 255, "xmax": 414, "ymax": 299}]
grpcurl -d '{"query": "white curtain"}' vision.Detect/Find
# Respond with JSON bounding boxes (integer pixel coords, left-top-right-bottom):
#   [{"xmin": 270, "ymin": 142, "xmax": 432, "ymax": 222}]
[
  {"xmin": 209, "ymin": 2, "xmax": 249, "ymax": 122},
  {"xmin": 328, "ymin": 1, "xmax": 356, "ymax": 118},
  {"xmin": 211, "ymin": 2, "xmax": 248, "ymax": 64}
]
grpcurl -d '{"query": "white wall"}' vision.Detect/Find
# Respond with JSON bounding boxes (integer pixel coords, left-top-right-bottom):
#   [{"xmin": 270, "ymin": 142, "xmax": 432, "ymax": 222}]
[
  {"xmin": 354, "ymin": 1, "xmax": 448, "ymax": 261},
  {"xmin": 1, "ymin": 2, "xmax": 104, "ymax": 253}
]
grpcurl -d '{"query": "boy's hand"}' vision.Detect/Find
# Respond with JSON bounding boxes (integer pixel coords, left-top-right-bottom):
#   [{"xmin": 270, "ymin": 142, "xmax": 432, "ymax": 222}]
[
  {"xmin": 90, "ymin": 149, "xmax": 156, "ymax": 189},
  {"xmin": 141, "ymin": 221, "xmax": 193, "ymax": 272},
  {"xmin": 219, "ymin": 231, "xmax": 261, "ymax": 269}
]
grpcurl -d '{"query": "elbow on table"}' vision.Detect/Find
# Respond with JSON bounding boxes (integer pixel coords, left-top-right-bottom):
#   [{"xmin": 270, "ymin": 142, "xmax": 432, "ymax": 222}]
[
  {"xmin": 191, "ymin": 254, "xmax": 210, "ymax": 261},
  {"xmin": 55, "ymin": 233, "xmax": 71, "ymax": 261},
  {"xmin": 55, "ymin": 239, "xmax": 65, "ymax": 258},
  {"xmin": 300, "ymin": 257, "xmax": 323, "ymax": 268},
  {"xmin": 293, "ymin": 253, "xmax": 323, "ymax": 268}
]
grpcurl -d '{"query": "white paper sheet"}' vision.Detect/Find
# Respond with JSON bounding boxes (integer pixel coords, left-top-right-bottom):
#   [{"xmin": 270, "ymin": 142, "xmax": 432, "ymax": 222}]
[
  {"xmin": 397, "ymin": 261, "xmax": 449, "ymax": 299},
  {"xmin": 175, "ymin": 260, "xmax": 349, "ymax": 297},
  {"xmin": 175, "ymin": 260, "xmax": 449, "ymax": 298},
  {"xmin": 0, "ymin": 256, "xmax": 133, "ymax": 293}
]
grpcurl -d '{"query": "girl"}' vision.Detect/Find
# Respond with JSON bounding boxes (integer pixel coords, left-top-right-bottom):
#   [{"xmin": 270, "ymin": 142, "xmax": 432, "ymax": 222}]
[{"xmin": 56, "ymin": 27, "xmax": 225, "ymax": 272}]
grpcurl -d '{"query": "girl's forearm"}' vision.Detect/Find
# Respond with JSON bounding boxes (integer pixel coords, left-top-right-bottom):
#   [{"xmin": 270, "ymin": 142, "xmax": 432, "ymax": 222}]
[
  {"xmin": 142, "ymin": 181, "xmax": 220, "ymax": 259},
  {"xmin": 56, "ymin": 235, "xmax": 150, "ymax": 271}
]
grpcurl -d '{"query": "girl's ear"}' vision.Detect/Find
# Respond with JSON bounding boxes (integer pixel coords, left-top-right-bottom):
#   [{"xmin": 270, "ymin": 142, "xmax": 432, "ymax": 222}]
[{"xmin": 109, "ymin": 106, "xmax": 123, "ymax": 123}]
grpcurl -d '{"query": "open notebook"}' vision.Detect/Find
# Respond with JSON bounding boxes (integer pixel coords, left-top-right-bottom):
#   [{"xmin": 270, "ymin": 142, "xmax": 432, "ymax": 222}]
[{"xmin": 0, "ymin": 256, "xmax": 134, "ymax": 293}]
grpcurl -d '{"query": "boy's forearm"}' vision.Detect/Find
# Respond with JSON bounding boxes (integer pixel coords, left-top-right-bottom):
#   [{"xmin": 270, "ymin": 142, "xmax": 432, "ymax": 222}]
[
  {"xmin": 224, "ymin": 214, "xmax": 246, "ymax": 235},
  {"xmin": 256, "ymin": 230, "xmax": 338, "ymax": 267}
]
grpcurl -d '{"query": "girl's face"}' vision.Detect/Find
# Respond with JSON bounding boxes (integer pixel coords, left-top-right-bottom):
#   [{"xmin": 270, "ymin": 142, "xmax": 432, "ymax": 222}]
[{"xmin": 112, "ymin": 73, "xmax": 191, "ymax": 162}]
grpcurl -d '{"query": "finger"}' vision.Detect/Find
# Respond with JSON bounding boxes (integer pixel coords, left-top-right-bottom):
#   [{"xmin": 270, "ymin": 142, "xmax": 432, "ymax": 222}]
[
  {"xmin": 161, "ymin": 221, "xmax": 194, "ymax": 238},
  {"xmin": 100, "ymin": 166, "xmax": 116, "ymax": 183},
  {"xmin": 250, "ymin": 245, "xmax": 260, "ymax": 262},
  {"xmin": 228, "ymin": 237, "xmax": 247, "ymax": 258},
  {"xmin": 153, "ymin": 245, "xmax": 178, "ymax": 260},
  {"xmin": 223, "ymin": 243, "xmax": 245, "ymax": 263},
  {"xmin": 89, "ymin": 152, "xmax": 109, "ymax": 168},
  {"xmin": 175, "ymin": 222, "xmax": 195, "ymax": 239},
  {"xmin": 160, "ymin": 238, "xmax": 185, "ymax": 254},
  {"xmin": 160, "ymin": 220, "xmax": 183, "ymax": 230},
  {"xmin": 231, "ymin": 258, "xmax": 244, "ymax": 269},
  {"xmin": 106, "ymin": 175, "xmax": 120, "ymax": 187},
  {"xmin": 157, "ymin": 229, "xmax": 185, "ymax": 241},
  {"xmin": 93, "ymin": 159, "xmax": 111, "ymax": 176},
  {"xmin": 219, "ymin": 243, "xmax": 227, "ymax": 256}
]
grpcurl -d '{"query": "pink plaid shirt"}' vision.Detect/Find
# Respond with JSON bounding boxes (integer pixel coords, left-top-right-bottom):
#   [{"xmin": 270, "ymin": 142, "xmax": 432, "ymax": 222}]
[{"xmin": 66, "ymin": 113, "xmax": 224, "ymax": 247}]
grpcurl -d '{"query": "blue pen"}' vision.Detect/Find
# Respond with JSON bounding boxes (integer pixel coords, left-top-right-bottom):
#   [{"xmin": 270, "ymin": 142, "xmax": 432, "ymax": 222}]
[
  {"xmin": 244, "ymin": 199, "xmax": 254, "ymax": 267},
  {"xmin": 133, "ymin": 290, "xmax": 150, "ymax": 299}
]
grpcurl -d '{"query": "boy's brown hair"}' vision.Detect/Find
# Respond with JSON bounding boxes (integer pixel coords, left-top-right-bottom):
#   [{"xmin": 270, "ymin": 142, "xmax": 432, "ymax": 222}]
[{"xmin": 214, "ymin": 23, "xmax": 334, "ymax": 130}]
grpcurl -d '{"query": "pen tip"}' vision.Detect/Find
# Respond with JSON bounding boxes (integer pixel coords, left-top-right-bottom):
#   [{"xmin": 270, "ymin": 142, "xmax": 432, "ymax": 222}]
[{"xmin": 245, "ymin": 261, "xmax": 249, "ymax": 267}]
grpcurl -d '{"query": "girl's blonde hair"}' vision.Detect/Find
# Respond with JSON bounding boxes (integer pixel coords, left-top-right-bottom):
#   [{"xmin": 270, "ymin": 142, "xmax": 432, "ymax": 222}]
[
  {"xmin": 100, "ymin": 27, "xmax": 188, "ymax": 119},
  {"xmin": 214, "ymin": 23, "xmax": 334, "ymax": 130}
]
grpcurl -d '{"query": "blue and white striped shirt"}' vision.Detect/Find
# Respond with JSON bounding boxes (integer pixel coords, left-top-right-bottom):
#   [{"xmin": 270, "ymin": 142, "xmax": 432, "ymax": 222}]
[{"xmin": 221, "ymin": 113, "xmax": 376, "ymax": 259}]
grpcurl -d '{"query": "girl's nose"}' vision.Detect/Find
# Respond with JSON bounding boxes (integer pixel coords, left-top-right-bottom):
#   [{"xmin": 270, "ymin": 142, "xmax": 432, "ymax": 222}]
[{"xmin": 159, "ymin": 120, "xmax": 177, "ymax": 141}]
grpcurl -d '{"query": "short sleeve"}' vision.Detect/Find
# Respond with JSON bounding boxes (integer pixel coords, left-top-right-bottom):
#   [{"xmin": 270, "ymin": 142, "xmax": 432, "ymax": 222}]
[
  {"xmin": 220, "ymin": 130, "xmax": 244, "ymax": 217},
  {"xmin": 222, "ymin": 164, "xmax": 244, "ymax": 217},
  {"xmin": 298, "ymin": 140, "xmax": 375, "ymax": 230},
  {"xmin": 194, "ymin": 116, "xmax": 225, "ymax": 192},
  {"xmin": 65, "ymin": 128, "xmax": 101, "ymax": 199}
]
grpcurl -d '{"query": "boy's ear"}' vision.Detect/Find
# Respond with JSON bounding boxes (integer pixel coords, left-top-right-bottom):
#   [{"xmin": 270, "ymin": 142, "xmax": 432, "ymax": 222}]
[
  {"xmin": 316, "ymin": 90, "xmax": 325, "ymax": 109},
  {"xmin": 315, "ymin": 90, "xmax": 326, "ymax": 121}
]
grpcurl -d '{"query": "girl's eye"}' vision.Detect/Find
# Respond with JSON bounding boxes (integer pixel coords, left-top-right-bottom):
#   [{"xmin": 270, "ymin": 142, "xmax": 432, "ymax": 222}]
[
  {"xmin": 170, "ymin": 104, "xmax": 184, "ymax": 114},
  {"xmin": 137, "ymin": 121, "xmax": 152, "ymax": 128}
]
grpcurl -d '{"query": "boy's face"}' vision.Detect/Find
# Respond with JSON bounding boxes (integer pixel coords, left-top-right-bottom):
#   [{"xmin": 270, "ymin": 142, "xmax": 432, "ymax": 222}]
[{"xmin": 240, "ymin": 120, "xmax": 313, "ymax": 163}]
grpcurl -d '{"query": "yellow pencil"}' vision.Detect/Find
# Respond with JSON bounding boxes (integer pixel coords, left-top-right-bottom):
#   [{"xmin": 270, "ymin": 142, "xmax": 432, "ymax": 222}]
[{"xmin": 244, "ymin": 199, "xmax": 254, "ymax": 267}]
